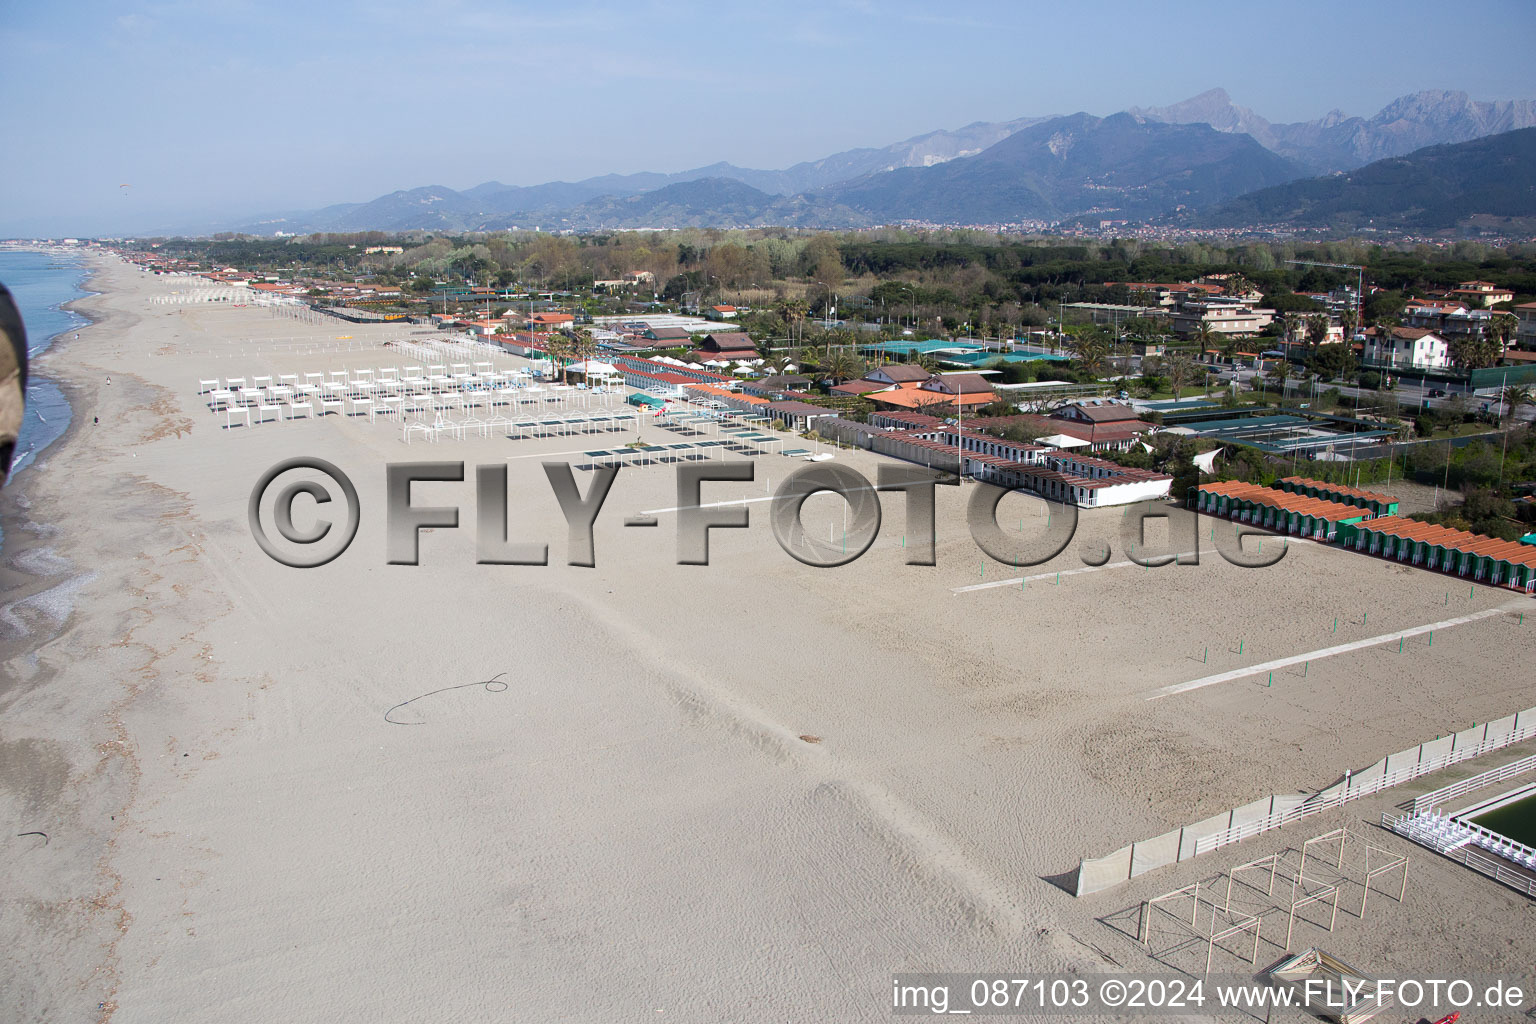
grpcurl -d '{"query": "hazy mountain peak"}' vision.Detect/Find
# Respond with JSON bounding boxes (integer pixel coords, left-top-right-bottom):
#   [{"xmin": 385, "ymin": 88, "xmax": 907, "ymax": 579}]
[
  {"xmin": 1129, "ymin": 88, "xmax": 1271, "ymax": 137},
  {"xmin": 1132, "ymin": 87, "xmax": 1536, "ymax": 173}
]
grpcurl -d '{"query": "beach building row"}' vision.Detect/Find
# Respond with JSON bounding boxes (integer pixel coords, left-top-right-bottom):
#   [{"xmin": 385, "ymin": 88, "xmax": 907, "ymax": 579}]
[
  {"xmin": 932, "ymin": 426, "xmax": 1173, "ymax": 507},
  {"xmin": 810, "ymin": 417, "xmax": 1170, "ymax": 507},
  {"xmin": 1191, "ymin": 481, "xmax": 1536, "ymax": 593},
  {"xmin": 961, "ymin": 453, "xmax": 1171, "ymax": 507},
  {"xmin": 1277, "ymin": 476, "xmax": 1400, "ymax": 517},
  {"xmin": 1191, "ymin": 481, "xmax": 1375, "ymax": 541},
  {"xmin": 1338, "ymin": 516, "xmax": 1536, "ymax": 592}
]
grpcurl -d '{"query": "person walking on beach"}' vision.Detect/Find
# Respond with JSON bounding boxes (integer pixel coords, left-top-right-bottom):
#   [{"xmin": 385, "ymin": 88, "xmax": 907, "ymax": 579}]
[{"xmin": 0, "ymin": 281, "xmax": 28, "ymax": 483}]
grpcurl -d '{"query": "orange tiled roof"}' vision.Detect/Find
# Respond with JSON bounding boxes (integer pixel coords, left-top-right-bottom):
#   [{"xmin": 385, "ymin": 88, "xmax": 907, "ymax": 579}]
[
  {"xmin": 1356, "ymin": 516, "xmax": 1536, "ymax": 568},
  {"xmin": 1280, "ymin": 476, "xmax": 1396, "ymax": 506},
  {"xmin": 1198, "ymin": 481, "xmax": 1373, "ymax": 523},
  {"xmin": 867, "ymin": 387, "xmax": 992, "ymax": 410}
]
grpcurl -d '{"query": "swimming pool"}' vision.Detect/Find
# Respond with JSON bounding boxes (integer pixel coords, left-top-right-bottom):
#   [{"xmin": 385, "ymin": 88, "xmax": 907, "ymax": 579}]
[{"xmin": 1469, "ymin": 785, "xmax": 1536, "ymax": 848}]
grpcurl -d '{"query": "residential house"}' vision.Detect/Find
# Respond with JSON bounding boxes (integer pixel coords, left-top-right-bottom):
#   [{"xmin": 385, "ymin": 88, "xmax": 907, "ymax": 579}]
[
  {"xmin": 1514, "ymin": 302, "xmax": 1536, "ymax": 350},
  {"xmin": 1362, "ymin": 327, "xmax": 1450, "ymax": 370},
  {"xmin": 695, "ymin": 332, "xmax": 758, "ymax": 359},
  {"xmin": 973, "ymin": 401, "xmax": 1155, "ymax": 452},
  {"xmin": 529, "ymin": 312, "xmax": 575, "ymax": 331},
  {"xmin": 1449, "ymin": 280, "xmax": 1514, "ymax": 308},
  {"xmin": 1402, "ymin": 298, "xmax": 1493, "ymax": 345},
  {"xmin": 864, "ymin": 364, "xmax": 932, "ymax": 386},
  {"xmin": 1169, "ymin": 300, "xmax": 1275, "ymax": 338},
  {"xmin": 644, "ymin": 326, "xmax": 694, "ymax": 344},
  {"xmin": 830, "ymin": 378, "xmax": 895, "ymax": 396}
]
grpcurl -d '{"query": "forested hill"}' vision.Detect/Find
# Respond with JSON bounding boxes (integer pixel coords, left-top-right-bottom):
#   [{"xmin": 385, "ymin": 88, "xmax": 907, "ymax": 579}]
[{"xmin": 1196, "ymin": 128, "xmax": 1536, "ymax": 233}]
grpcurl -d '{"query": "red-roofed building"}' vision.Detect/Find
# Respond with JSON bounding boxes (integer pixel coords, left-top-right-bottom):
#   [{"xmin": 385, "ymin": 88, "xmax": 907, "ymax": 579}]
[
  {"xmin": 1450, "ymin": 281, "xmax": 1514, "ymax": 307},
  {"xmin": 697, "ymin": 332, "xmax": 757, "ymax": 357},
  {"xmin": 1362, "ymin": 327, "xmax": 1450, "ymax": 370}
]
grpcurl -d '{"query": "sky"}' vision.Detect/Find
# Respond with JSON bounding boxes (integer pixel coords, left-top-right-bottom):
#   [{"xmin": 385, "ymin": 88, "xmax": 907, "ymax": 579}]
[{"xmin": 3, "ymin": 0, "xmax": 1535, "ymax": 237}]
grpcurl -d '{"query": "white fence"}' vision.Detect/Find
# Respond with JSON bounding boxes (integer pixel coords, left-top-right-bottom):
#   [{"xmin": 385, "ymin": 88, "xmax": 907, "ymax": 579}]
[
  {"xmin": 1410, "ymin": 752, "xmax": 1536, "ymax": 815},
  {"xmin": 1074, "ymin": 705, "xmax": 1536, "ymax": 896},
  {"xmin": 1382, "ymin": 812, "xmax": 1536, "ymax": 899}
]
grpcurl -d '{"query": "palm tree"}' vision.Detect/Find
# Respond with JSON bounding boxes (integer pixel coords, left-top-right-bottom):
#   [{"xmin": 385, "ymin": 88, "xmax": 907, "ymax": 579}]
[
  {"xmin": 1499, "ymin": 384, "xmax": 1533, "ymax": 425},
  {"xmin": 571, "ymin": 327, "xmax": 597, "ymax": 371},
  {"xmin": 824, "ymin": 349, "xmax": 861, "ymax": 385},
  {"xmin": 1192, "ymin": 320, "xmax": 1217, "ymax": 356},
  {"xmin": 1223, "ymin": 273, "xmax": 1254, "ymax": 298},
  {"xmin": 1304, "ymin": 313, "xmax": 1331, "ymax": 354},
  {"xmin": 1487, "ymin": 311, "xmax": 1517, "ymax": 357},
  {"xmin": 777, "ymin": 298, "xmax": 809, "ymax": 345},
  {"xmin": 1449, "ymin": 334, "xmax": 1500, "ymax": 371},
  {"xmin": 797, "ymin": 343, "xmax": 828, "ymax": 372},
  {"xmin": 1279, "ymin": 312, "xmax": 1301, "ymax": 351},
  {"xmin": 1068, "ymin": 333, "xmax": 1111, "ymax": 379},
  {"xmin": 1265, "ymin": 357, "xmax": 1289, "ymax": 393},
  {"xmin": 1339, "ymin": 307, "xmax": 1359, "ymax": 341},
  {"xmin": 914, "ymin": 352, "xmax": 940, "ymax": 374},
  {"xmin": 545, "ymin": 333, "xmax": 573, "ymax": 383},
  {"xmin": 765, "ymin": 353, "xmax": 795, "ymax": 376}
]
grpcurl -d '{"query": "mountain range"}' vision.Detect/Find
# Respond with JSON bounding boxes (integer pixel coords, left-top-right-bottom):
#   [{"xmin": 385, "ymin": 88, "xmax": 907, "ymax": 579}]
[
  {"xmin": 232, "ymin": 89, "xmax": 1536, "ymax": 235},
  {"xmin": 1130, "ymin": 88, "xmax": 1536, "ymax": 172},
  {"xmin": 1196, "ymin": 127, "xmax": 1536, "ymax": 234}
]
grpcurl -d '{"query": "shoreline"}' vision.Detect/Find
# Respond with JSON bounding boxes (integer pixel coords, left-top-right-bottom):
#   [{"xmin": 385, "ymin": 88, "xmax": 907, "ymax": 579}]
[
  {"xmin": 1, "ymin": 253, "xmax": 109, "ymax": 621},
  {"xmin": 0, "ymin": 253, "xmax": 193, "ymax": 1020},
  {"xmin": 4, "ymin": 247, "xmax": 98, "ymax": 480}
]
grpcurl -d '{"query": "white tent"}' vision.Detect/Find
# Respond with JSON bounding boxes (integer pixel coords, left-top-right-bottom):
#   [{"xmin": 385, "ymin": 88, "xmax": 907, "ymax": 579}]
[
  {"xmin": 1192, "ymin": 450, "xmax": 1220, "ymax": 474},
  {"xmin": 1037, "ymin": 433, "xmax": 1091, "ymax": 449}
]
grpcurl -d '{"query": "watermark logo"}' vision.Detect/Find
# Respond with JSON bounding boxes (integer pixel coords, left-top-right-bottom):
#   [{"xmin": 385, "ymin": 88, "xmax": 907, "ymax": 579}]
[
  {"xmin": 248, "ymin": 459, "xmax": 1285, "ymax": 571},
  {"xmin": 247, "ymin": 457, "xmax": 360, "ymax": 568}
]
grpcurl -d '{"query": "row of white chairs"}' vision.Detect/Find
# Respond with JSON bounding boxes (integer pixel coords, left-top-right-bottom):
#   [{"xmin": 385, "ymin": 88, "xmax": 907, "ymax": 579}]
[
  {"xmin": 199, "ymin": 364, "xmax": 522, "ymax": 394},
  {"xmin": 399, "ymin": 409, "xmax": 641, "ymax": 443},
  {"xmin": 1406, "ymin": 812, "xmax": 1536, "ymax": 869},
  {"xmin": 209, "ymin": 386, "xmax": 630, "ymax": 431}
]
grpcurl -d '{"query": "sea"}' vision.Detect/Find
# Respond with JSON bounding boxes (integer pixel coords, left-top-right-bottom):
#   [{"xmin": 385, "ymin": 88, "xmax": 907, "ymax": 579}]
[{"xmin": 0, "ymin": 248, "xmax": 90, "ymax": 476}]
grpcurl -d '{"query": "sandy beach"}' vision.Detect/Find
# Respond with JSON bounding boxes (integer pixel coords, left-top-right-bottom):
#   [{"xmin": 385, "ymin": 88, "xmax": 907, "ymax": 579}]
[{"xmin": 3, "ymin": 255, "xmax": 1534, "ymax": 1023}]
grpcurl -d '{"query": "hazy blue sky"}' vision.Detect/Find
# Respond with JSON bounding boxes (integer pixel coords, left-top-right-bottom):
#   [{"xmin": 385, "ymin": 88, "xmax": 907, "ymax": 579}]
[{"xmin": 3, "ymin": 0, "xmax": 1534, "ymax": 236}]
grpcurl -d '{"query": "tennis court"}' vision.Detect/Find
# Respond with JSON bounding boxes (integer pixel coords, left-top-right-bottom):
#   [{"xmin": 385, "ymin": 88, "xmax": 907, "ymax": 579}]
[{"xmin": 1176, "ymin": 413, "xmax": 1394, "ymax": 454}]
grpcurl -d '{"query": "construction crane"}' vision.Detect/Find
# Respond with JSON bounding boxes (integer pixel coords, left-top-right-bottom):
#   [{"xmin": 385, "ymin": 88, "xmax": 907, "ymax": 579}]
[{"xmin": 1284, "ymin": 259, "xmax": 1366, "ymax": 338}]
